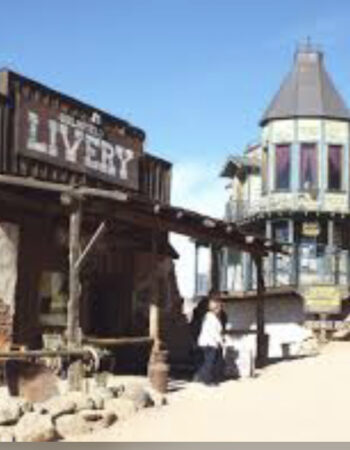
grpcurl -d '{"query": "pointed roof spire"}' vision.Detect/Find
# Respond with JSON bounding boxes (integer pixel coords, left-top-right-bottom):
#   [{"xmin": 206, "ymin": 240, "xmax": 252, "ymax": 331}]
[{"xmin": 260, "ymin": 41, "xmax": 350, "ymax": 126}]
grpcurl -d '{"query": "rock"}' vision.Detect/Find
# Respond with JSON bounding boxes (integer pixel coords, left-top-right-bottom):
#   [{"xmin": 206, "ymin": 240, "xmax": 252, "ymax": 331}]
[
  {"xmin": 92, "ymin": 386, "xmax": 115, "ymax": 400},
  {"xmin": 56, "ymin": 414, "xmax": 91, "ymax": 439},
  {"xmin": 16, "ymin": 398, "xmax": 33, "ymax": 414},
  {"xmin": 109, "ymin": 385, "xmax": 124, "ymax": 398},
  {"xmin": 35, "ymin": 396, "xmax": 76, "ymax": 419},
  {"xmin": 17, "ymin": 363, "xmax": 59, "ymax": 403},
  {"xmin": 79, "ymin": 409, "xmax": 116, "ymax": 427},
  {"xmin": 121, "ymin": 383, "xmax": 153, "ymax": 409},
  {"xmin": 87, "ymin": 392, "xmax": 105, "ymax": 410},
  {"xmin": 87, "ymin": 386, "xmax": 115, "ymax": 410},
  {"xmin": 56, "ymin": 410, "xmax": 116, "ymax": 438},
  {"xmin": 105, "ymin": 398, "xmax": 138, "ymax": 420},
  {"xmin": 64, "ymin": 391, "xmax": 95, "ymax": 411},
  {"xmin": 0, "ymin": 396, "xmax": 33, "ymax": 423},
  {"xmin": 0, "ymin": 401, "xmax": 21, "ymax": 425},
  {"xmin": 15, "ymin": 412, "xmax": 58, "ymax": 442},
  {"xmin": 0, "ymin": 426, "xmax": 15, "ymax": 442},
  {"xmin": 145, "ymin": 386, "xmax": 167, "ymax": 407}
]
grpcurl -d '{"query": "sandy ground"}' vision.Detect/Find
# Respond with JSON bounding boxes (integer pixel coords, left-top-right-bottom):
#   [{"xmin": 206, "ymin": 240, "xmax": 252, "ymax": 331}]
[{"xmin": 71, "ymin": 341, "xmax": 350, "ymax": 442}]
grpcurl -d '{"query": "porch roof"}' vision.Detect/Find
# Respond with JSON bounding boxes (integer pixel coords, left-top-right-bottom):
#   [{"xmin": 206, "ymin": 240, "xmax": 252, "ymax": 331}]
[{"xmin": 0, "ymin": 174, "xmax": 285, "ymax": 256}]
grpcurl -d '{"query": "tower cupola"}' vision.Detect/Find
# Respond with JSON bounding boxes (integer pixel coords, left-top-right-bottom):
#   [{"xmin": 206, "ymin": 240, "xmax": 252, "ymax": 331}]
[{"xmin": 260, "ymin": 43, "xmax": 350, "ymax": 126}]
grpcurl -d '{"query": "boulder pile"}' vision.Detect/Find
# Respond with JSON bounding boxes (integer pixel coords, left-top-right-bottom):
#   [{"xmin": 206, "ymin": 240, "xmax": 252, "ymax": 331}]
[{"xmin": 0, "ymin": 381, "xmax": 166, "ymax": 442}]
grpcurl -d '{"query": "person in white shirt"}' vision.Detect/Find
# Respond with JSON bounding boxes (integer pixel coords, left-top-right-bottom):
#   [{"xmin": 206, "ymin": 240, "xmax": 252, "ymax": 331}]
[{"xmin": 194, "ymin": 297, "xmax": 226, "ymax": 385}]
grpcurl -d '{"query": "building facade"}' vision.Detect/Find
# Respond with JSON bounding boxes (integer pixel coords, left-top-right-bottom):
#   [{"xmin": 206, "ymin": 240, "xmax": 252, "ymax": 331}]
[
  {"xmin": 212, "ymin": 45, "xmax": 350, "ymax": 357},
  {"xmin": 0, "ymin": 69, "xmax": 275, "ymax": 374}
]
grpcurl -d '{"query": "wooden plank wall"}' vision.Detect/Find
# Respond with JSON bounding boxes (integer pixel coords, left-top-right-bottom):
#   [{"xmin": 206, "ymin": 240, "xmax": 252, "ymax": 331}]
[
  {"xmin": 139, "ymin": 154, "xmax": 172, "ymax": 204},
  {"xmin": 0, "ymin": 94, "xmax": 14, "ymax": 174}
]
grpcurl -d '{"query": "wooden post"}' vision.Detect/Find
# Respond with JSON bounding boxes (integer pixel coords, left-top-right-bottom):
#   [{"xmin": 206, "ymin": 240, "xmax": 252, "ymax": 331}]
[
  {"xmin": 61, "ymin": 195, "xmax": 84, "ymax": 392},
  {"xmin": 67, "ymin": 198, "xmax": 82, "ymax": 347},
  {"xmin": 149, "ymin": 230, "xmax": 159, "ymax": 343},
  {"xmin": 254, "ymin": 254, "xmax": 267, "ymax": 369},
  {"xmin": 319, "ymin": 313, "xmax": 328, "ymax": 344},
  {"xmin": 194, "ymin": 241, "xmax": 199, "ymax": 296},
  {"xmin": 210, "ymin": 244, "xmax": 220, "ymax": 293},
  {"xmin": 148, "ymin": 230, "xmax": 169, "ymax": 393},
  {"xmin": 328, "ymin": 219, "xmax": 335, "ymax": 283}
]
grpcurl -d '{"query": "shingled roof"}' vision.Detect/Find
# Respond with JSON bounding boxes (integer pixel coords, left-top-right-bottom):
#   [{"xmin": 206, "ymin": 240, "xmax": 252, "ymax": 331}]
[{"xmin": 260, "ymin": 46, "xmax": 350, "ymax": 126}]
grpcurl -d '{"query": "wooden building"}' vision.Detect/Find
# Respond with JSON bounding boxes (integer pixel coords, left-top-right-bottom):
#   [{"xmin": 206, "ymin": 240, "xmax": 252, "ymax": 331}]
[
  {"xmin": 0, "ymin": 70, "xmax": 279, "ymax": 374},
  {"xmin": 215, "ymin": 44, "xmax": 350, "ymax": 356}
]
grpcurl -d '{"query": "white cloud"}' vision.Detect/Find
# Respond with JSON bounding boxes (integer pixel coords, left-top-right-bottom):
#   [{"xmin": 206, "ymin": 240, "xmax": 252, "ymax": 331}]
[{"xmin": 169, "ymin": 159, "xmax": 228, "ymax": 299}]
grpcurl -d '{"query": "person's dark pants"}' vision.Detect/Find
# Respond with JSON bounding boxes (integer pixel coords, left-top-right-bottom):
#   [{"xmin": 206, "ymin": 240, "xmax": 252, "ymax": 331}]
[{"xmin": 194, "ymin": 346, "xmax": 225, "ymax": 385}]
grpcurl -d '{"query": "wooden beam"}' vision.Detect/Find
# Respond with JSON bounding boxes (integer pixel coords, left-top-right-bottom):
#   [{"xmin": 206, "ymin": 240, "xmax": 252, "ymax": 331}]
[
  {"xmin": 0, "ymin": 174, "xmax": 128, "ymax": 202},
  {"xmin": 149, "ymin": 229, "xmax": 160, "ymax": 343},
  {"xmin": 74, "ymin": 221, "xmax": 106, "ymax": 270},
  {"xmin": 67, "ymin": 199, "xmax": 82, "ymax": 346},
  {"xmin": 107, "ymin": 202, "xmax": 267, "ymax": 255},
  {"xmin": 83, "ymin": 336, "xmax": 153, "ymax": 347},
  {"xmin": 254, "ymin": 254, "xmax": 267, "ymax": 369},
  {"xmin": 194, "ymin": 241, "xmax": 199, "ymax": 296},
  {"xmin": 0, "ymin": 349, "xmax": 90, "ymax": 359},
  {"xmin": 0, "ymin": 175, "xmax": 281, "ymax": 256},
  {"xmin": 210, "ymin": 243, "xmax": 220, "ymax": 292}
]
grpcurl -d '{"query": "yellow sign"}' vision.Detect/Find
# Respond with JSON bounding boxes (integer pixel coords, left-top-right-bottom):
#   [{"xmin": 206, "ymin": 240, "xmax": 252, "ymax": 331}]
[
  {"xmin": 303, "ymin": 285, "xmax": 343, "ymax": 314},
  {"xmin": 302, "ymin": 222, "xmax": 320, "ymax": 237}
]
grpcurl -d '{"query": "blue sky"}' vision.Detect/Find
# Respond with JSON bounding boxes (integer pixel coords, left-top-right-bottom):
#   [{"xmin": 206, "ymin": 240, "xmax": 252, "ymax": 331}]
[
  {"xmin": 2, "ymin": 0, "xmax": 350, "ymax": 167},
  {"xmin": 2, "ymin": 0, "xmax": 350, "ymax": 295}
]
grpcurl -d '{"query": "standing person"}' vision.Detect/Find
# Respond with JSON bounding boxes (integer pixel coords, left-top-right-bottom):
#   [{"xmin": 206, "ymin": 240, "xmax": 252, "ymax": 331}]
[{"xmin": 194, "ymin": 297, "xmax": 225, "ymax": 385}]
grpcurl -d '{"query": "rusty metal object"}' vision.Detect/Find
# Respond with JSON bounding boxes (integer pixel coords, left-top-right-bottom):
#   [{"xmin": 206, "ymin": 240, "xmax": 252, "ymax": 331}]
[
  {"xmin": 83, "ymin": 336, "xmax": 153, "ymax": 347},
  {"xmin": 148, "ymin": 347, "xmax": 169, "ymax": 394},
  {"xmin": 4, "ymin": 360, "xmax": 59, "ymax": 401},
  {"xmin": 0, "ymin": 348, "xmax": 91, "ymax": 359}
]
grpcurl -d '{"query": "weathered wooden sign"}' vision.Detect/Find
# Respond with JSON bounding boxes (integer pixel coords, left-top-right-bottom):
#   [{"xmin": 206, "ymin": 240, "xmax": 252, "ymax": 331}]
[
  {"xmin": 303, "ymin": 284, "xmax": 344, "ymax": 314},
  {"xmin": 302, "ymin": 222, "xmax": 320, "ymax": 237},
  {"xmin": 17, "ymin": 100, "xmax": 140, "ymax": 189}
]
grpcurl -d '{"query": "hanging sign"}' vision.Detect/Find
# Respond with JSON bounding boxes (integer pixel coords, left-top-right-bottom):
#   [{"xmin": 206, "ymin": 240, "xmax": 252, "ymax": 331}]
[
  {"xmin": 302, "ymin": 222, "xmax": 320, "ymax": 237},
  {"xmin": 303, "ymin": 284, "xmax": 344, "ymax": 314},
  {"xmin": 16, "ymin": 98, "xmax": 140, "ymax": 189}
]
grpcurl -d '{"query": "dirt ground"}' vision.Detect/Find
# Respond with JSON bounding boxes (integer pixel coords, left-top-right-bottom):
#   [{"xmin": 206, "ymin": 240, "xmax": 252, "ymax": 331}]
[{"xmin": 71, "ymin": 341, "xmax": 350, "ymax": 442}]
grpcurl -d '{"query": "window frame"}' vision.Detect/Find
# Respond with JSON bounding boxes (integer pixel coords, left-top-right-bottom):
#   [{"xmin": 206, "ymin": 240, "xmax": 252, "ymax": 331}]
[
  {"xmin": 299, "ymin": 142, "xmax": 318, "ymax": 192},
  {"xmin": 274, "ymin": 143, "xmax": 291, "ymax": 192},
  {"xmin": 327, "ymin": 144, "xmax": 343, "ymax": 192}
]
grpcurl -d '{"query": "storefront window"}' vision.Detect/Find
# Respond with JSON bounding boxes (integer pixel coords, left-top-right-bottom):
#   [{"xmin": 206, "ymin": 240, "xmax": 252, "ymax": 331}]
[
  {"xmin": 298, "ymin": 221, "xmax": 334, "ymax": 285},
  {"xmin": 328, "ymin": 145, "xmax": 342, "ymax": 191},
  {"xmin": 275, "ymin": 144, "xmax": 290, "ymax": 190},
  {"xmin": 273, "ymin": 220, "xmax": 289, "ymax": 243},
  {"xmin": 300, "ymin": 143, "xmax": 318, "ymax": 190},
  {"xmin": 273, "ymin": 221, "xmax": 290, "ymax": 286}
]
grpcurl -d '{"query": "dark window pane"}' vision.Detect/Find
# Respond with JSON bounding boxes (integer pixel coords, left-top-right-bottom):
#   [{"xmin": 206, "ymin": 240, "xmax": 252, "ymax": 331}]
[
  {"xmin": 300, "ymin": 143, "xmax": 318, "ymax": 190},
  {"xmin": 328, "ymin": 145, "xmax": 342, "ymax": 191},
  {"xmin": 273, "ymin": 220, "xmax": 289, "ymax": 242},
  {"xmin": 275, "ymin": 144, "xmax": 290, "ymax": 190}
]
